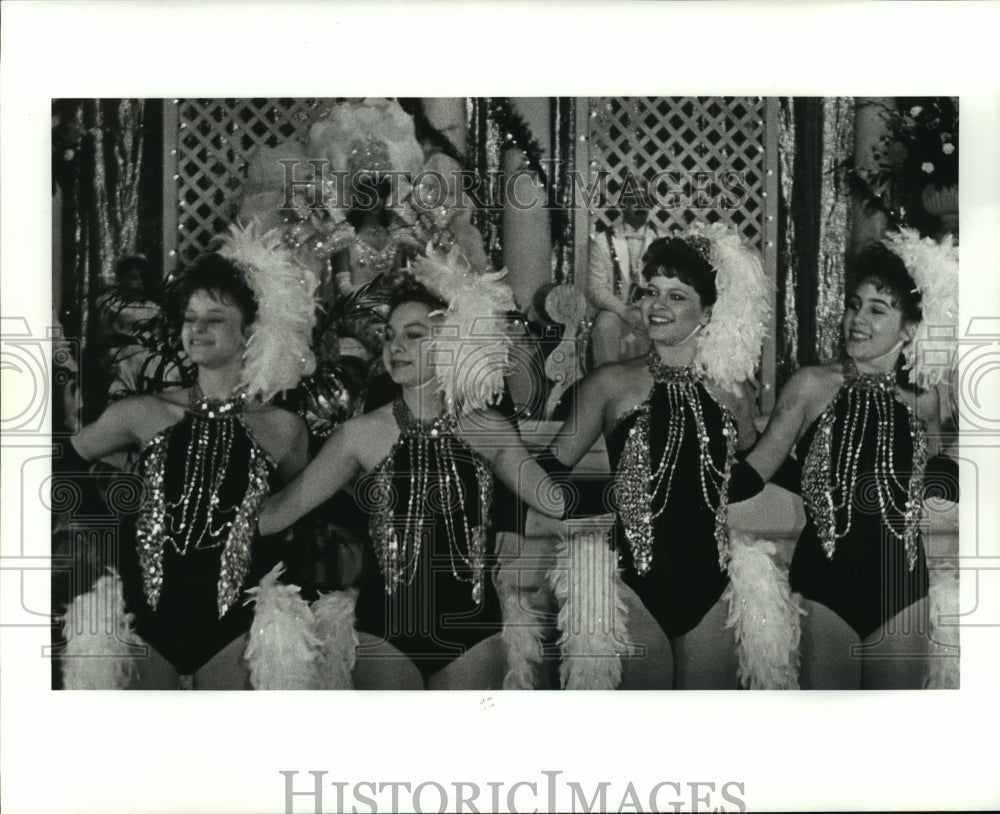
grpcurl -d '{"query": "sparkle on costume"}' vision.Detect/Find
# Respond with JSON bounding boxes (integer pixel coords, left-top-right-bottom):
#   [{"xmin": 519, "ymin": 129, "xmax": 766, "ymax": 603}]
[
  {"xmin": 801, "ymin": 359, "xmax": 928, "ymax": 570},
  {"xmin": 369, "ymin": 397, "xmax": 493, "ymax": 606},
  {"xmin": 135, "ymin": 388, "xmax": 273, "ymax": 618},
  {"xmin": 615, "ymin": 353, "xmax": 738, "ymax": 576}
]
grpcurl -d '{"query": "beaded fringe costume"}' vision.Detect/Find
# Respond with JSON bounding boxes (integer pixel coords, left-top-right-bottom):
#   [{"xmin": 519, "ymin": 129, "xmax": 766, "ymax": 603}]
[{"xmin": 802, "ymin": 359, "xmax": 928, "ymax": 571}]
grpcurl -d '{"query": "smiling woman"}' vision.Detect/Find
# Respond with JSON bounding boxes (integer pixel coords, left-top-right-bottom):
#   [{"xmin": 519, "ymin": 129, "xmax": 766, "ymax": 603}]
[{"xmin": 744, "ymin": 229, "xmax": 960, "ymax": 689}]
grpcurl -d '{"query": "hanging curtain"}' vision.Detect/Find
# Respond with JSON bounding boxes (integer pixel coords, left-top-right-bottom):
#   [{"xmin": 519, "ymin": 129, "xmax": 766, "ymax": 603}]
[
  {"xmin": 776, "ymin": 97, "xmax": 854, "ymax": 383},
  {"xmin": 54, "ymin": 99, "xmax": 151, "ymax": 347},
  {"xmin": 549, "ymin": 96, "xmax": 576, "ymax": 284}
]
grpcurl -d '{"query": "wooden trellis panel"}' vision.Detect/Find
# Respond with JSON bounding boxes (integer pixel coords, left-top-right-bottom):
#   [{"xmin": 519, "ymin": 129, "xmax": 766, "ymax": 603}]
[
  {"xmin": 164, "ymin": 98, "xmax": 341, "ymax": 269},
  {"xmin": 575, "ymin": 97, "xmax": 779, "ymax": 411}
]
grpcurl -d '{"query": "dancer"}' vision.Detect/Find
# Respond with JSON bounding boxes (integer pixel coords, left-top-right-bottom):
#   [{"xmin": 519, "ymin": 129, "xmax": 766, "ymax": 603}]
[
  {"xmin": 544, "ymin": 224, "xmax": 801, "ymax": 690},
  {"xmin": 59, "ymin": 225, "xmax": 318, "ymax": 689},
  {"xmin": 258, "ymin": 249, "xmax": 564, "ymax": 690},
  {"xmin": 744, "ymin": 231, "xmax": 959, "ymax": 689}
]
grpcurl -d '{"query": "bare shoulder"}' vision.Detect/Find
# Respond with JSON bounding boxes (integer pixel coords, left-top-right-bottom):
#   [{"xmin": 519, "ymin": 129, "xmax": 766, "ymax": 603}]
[
  {"xmin": 119, "ymin": 391, "xmax": 186, "ymax": 440},
  {"xmin": 246, "ymin": 403, "xmax": 307, "ymax": 449}
]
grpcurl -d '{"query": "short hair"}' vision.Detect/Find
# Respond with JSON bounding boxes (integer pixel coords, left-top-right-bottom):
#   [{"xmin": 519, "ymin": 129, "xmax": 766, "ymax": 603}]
[
  {"xmin": 113, "ymin": 255, "xmax": 151, "ymax": 284},
  {"xmin": 387, "ymin": 276, "xmax": 448, "ymax": 318},
  {"xmin": 640, "ymin": 237, "xmax": 718, "ymax": 307},
  {"xmin": 847, "ymin": 243, "xmax": 922, "ymax": 325},
  {"xmin": 176, "ymin": 253, "xmax": 258, "ymax": 328}
]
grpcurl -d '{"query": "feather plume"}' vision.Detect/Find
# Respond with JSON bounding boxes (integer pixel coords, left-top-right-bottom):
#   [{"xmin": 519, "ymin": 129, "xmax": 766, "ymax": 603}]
[
  {"xmin": 883, "ymin": 229, "xmax": 959, "ymax": 389},
  {"xmin": 410, "ymin": 245, "xmax": 516, "ymax": 412},
  {"xmin": 217, "ymin": 222, "xmax": 319, "ymax": 402},
  {"xmin": 61, "ymin": 571, "xmax": 143, "ymax": 689},
  {"xmin": 311, "ymin": 589, "xmax": 359, "ymax": 690},
  {"xmin": 723, "ymin": 532, "xmax": 804, "ymax": 689},
  {"xmin": 243, "ymin": 563, "xmax": 323, "ymax": 690},
  {"xmin": 497, "ymin": 575, "xmax": 546, "ymax": 690},
  {"xmin": 548, "ymin": 529, "xmax": 629, "ymax": 690},
  {"xmin": 924, "ymin": 562, "xmax": 960, "ymax": 689},
  {"xmin": 687, "ymin": 222, "xmax": 771, "ymax": 394}
]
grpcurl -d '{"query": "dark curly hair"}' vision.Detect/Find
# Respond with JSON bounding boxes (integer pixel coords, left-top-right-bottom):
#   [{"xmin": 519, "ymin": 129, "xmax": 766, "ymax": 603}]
[
  {"xmin": 847, "ymin": 243, "xmax": 923, "ymax": 326},
  {"xmin": 640, "ymin": 237, "xmax": 718, "ymax": 307},
  {"xmin": 387, "ymin": 275, "xmax": 448, "ymax": 317},
  {"xmin": 175, "ymin": 252, "xmax": 258, "ymax": 329}
]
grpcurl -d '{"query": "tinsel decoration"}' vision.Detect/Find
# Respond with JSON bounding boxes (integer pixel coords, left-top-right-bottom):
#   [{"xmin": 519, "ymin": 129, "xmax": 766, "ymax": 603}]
[
  {"xmin": 468, "ymin": 97, "xmax": 505, "ymax": 270},
  {"xmin": 411, "ymin": 246, "xmax": 516, "ymax": 412},
  {"xmin": 685, "ymin": 222, "xmax": 771, "ymax": 394},
  {"xmin": 487, "ymin": 97, "xmax": 548, "ymax": 186},
  {"xmin": 292, "ymin": 358, "xmax": 369, "ymax": 438},
  {"xmin": 243, "ymin": 563, "xmax": 323, "ymax": 690},
  {"xmin": 722, "ymin": 533, "xmax": 804, "ymax": 689},
  {"xmin": 549, "ymin": 97, "xmax": 576, "ymax": 284},
  {"xmin": 311, "ymin": 589, "xmax": 359, "ymax": 690},
  {"xmin": 883, "ymin": 229, "xmax": 959, "ymax": 390},
  {"xmin": 216, "ymin": 222, "xmax": 319, "ymax": 402},
  {"xmin": 924, "ymin": 559, "xmax": 960, "ymax": 689},
  {"xmin": 548, "ymin": 526, "xmax": 630, "ymax": 690},
  {"xmin": 61, "ymin": 571, "xmax": 143, "ymax": 690}
]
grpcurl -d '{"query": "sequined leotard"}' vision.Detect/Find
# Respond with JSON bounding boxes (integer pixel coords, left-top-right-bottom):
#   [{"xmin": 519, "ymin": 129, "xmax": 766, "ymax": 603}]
[
  {"xmin": 606, "ymin": 362, "xmax": 737, "ymax": 641},
  {"xmin": 790, "ymin": 368, "xmax": 929, "ymax": 640},
  {"xmin": 353, "ymin": 399, "xmax": 503, "ymax": 680},
  {"xmin": 118, "ymin": 401, "xmax": 281, "ymax": 677}
]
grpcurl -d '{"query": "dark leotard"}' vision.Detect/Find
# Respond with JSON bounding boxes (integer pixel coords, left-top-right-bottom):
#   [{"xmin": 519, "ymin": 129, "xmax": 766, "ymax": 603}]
[
  {"xmin": 790, "ymin": 390, "xmax": 929, "ymax": 640},
  {"xmin": 118, "ymin": 410, "xmax": 281, "ymax": 677},
  {"xmin": 606, "ymin": 379, "xmax": 731, "ymax": 641},
  {"xmin": 354, "ymin": 417, "xmax": 503, "ymax": 680}
]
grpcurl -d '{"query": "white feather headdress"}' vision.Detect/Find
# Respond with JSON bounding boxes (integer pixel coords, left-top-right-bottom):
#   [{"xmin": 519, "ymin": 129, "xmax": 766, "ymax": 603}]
[
  {"xmin": 680, "ymin": 222, "xmax": 771, "ymax": 393},
  {"xmin": 409, "ymin": 246, "xmax": 516, "ymax": 413},
  {"xmin": 882, "ymin": 229, "xmax": 959, "ymax": 389},
  {"xmin": 216, "ymin": 222, "xmax": 319, "ymax": 402}
]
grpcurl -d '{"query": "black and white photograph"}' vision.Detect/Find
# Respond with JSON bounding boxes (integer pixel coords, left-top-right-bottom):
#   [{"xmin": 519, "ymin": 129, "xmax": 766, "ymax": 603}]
[{"xmin": 3, "ymin": 3, "xmax": 999, "ymax": 813}]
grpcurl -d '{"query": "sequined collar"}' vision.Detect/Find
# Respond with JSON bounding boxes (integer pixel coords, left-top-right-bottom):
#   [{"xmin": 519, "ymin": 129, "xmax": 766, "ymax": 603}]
[
  {"xmin": 842, "ymin": 358, "xmax": 896, "ymax": 394},
  {"xmin": 646, "ymin": 352, "xmax": 703, "ymax": 384},
  {"xmin": 188, "ymin": 385, "xmax": 248, "ymax": 419},
  {"xmin": 392, "ymin": 396, "xmax": 457, "ymax": 438}
]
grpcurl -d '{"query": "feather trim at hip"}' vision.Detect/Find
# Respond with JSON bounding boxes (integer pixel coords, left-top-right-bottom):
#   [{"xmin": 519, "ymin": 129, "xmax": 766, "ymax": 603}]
[
  {"xmin": 924, "ymin": 561, "xmax": 959, "ymax": 689},
  {"xmin": 723, "ymin": 532, "xmax": 804, "ymax": 689},
  {"xmin": 244, "ymin": 563, "xmax": 324, "ymax": 690},
  {"xmin": 60, "ymin": 571, "xmax": 145, "ymax": 689},
  {"xmin": 311, "ymin": 588, "xmax": 359, "ymax": 690},
  {"xmin": 548, "ymin": 518, "xmax": 630, "ymax": 690},
  {"xmin": 494, "ymin": 534, "xmax": 547, "ymax": 689}
]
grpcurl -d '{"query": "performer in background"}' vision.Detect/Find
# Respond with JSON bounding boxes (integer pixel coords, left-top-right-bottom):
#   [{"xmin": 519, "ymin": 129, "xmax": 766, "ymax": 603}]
[
  {"xmin": 58, "ymin": 226, "xmax": 318, "ymax": 690},
  {"xmin": 586, "ymin": 192, "xmax": 662, "ymax": 367},
  {"xmin": 258, "ymin": 249, "xmax": 565, "ymax": 690},
  {"xmin": 744, "ymin": 232, "xmax": 959, "ymax": 689},
  {"xmin": 544, "ymin": 225, "xmax": 801, "ymax": 690}
]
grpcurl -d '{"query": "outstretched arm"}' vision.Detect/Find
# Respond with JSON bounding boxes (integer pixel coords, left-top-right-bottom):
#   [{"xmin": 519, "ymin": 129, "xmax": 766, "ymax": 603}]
[
  {"xmin": 67, "ymin": 397, "xmax": 144, "ymax": 464},
  {"xmin": 744, "ymin": 368, "xmax": 814, "ymax": 483},
  {"xmin": 461, "ymin": 411, "xmax": 565, "ymax": 519},
  {"xmin": 258, "ymin": 423, "xmax": 360, "ymax": 535},
  {"xmin": 545, "ymin": 367, "xmax": 611, "ymax": 470}
]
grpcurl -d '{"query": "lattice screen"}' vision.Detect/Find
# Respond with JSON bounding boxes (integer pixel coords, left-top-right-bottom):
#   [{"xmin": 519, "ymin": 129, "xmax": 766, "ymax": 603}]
[
  {"xmin": 584, "ymin": 97, "xmax": 770, "ymax": 248},
  {"xmin": 169, "ymin": 98, "xmax": 341, "ymax": 264}
]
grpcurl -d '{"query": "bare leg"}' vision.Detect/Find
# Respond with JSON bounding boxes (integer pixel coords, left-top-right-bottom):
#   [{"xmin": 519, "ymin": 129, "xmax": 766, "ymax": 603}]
[
  {"xmin": 860, "ymin": 597, "xmax": 930, "ymax": 690},
  {"xmin": 618, "ymin": 582, "xmax": 673, "ymax": 689},
  {"xmin": 427, "ymin": 633, "xmax": 506, "ymax": 691},
  {"xmin": 196, "ymin": 633, "xmax": 252, "ymax": 690},
  {"xmin": 128, "ymin": 642, "xmax": 179, "ymax": 690},
  {"xmin": 798, "ymin": 599, "xmax": 861, "ymax": 690},
  {"xmin": 671, "ymin": 596, "xmax": 739, "ymax": 690},
  {"xmin": 353, "ymin": 632, "xmax": 425, "ymax": 690}
]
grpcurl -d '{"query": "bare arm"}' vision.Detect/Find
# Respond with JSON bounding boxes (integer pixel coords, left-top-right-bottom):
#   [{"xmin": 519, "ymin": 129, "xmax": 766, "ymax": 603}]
[
  {"xmin": 275, "ymin": 414, "xmax": 311, "ymax": 485},
  {"xmin": 546, "ymin": 367, "xmax": 612, "ymax": 469},
  {"xmin": 258, "ymin": 422, "xmax": 360, "ymax": 535},
  {"xmin": 744, "ymin": 369, "xmax": 814, "ymax": 482},
  {"xmin": 707, "ymin": 379, "xmax": 760, "ymax": 452},
  {"xmin": 461, "ymin": 411, "xmax": 565, "ymax": 519},
  {"xmin": 69, "ymin": 397, "xmax": 145, "ymax": 462}
]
